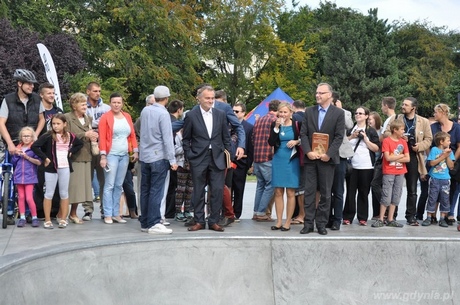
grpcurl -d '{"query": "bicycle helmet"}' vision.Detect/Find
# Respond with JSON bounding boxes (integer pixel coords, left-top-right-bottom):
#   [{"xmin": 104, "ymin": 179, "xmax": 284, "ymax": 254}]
[{"xmin": 13, "ymin": 69, "xmax": 38, "ymax": 83}]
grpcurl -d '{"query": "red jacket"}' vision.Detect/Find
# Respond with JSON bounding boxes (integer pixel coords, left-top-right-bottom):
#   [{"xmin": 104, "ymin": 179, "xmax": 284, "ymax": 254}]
[{"xmin": 98, "ymin": 110, "xmax": 138, "ymax": 156}]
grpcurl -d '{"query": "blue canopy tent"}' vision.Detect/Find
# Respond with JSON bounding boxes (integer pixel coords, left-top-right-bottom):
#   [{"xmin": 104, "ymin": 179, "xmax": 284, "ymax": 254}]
[{"xmin": 245, "ymin": 88, "xmax": 294, "ymax": 125}]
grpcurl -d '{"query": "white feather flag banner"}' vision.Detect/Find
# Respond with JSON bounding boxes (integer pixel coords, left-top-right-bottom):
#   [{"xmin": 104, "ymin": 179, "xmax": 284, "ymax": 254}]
[{"xmin": 37, "ymin": 43, "xmax": 62, "ymax": 109}]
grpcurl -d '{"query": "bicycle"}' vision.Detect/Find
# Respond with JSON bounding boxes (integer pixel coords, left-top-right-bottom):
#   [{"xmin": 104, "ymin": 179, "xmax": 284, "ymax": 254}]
[{"xmin": 1, "ymin": 150, "xmax": 16, "ymax": 229}]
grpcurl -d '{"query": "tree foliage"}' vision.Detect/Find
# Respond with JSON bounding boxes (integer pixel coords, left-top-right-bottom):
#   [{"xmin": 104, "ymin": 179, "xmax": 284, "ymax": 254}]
[
  {"xmin": 200, "ymin": 0, "xmax": 283, "ymax": 104},
  {"xmin": 392, "ymin": 22, "xmax": 456, "ymax": 117},
  {"xmin": 319, "ymin": 8, "xmax": 404, "ymax": 112},
  {"xmin": 0, "ymin": 18, "xmax": 86, "ymax": 100}
]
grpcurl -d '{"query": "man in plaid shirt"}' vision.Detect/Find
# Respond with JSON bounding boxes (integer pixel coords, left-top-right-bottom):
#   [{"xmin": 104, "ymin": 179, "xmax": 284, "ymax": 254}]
[{"xmin": 252, "ymin": 99, "xmax": 280, "ymax": 221}]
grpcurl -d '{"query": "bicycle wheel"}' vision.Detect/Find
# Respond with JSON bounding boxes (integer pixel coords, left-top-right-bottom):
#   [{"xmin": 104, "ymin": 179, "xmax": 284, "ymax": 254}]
[{"xmin": 2, "ymin": 172, "xmax": 10, "ymax": 229}]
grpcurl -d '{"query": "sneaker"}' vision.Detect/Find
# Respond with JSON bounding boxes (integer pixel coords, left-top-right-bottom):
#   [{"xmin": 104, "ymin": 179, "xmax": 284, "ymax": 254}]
[
  {"xmin": 161, "ymin": 219, "xmax": 170, "ymax": 226},
  {"xmin": 218, "ymin": 217, "xmax": 235, "ymax": 227},
  {"xmin": 184, "ymin": 211, "xmax": 193, "ymax": 218},
  {"xmin": 439, "ymin": 218, "xmax": 449, "ymax": 228},
  {"xmin": 31, "ymin": 219, "xmax": 40, "ymax": 227},
  {"xmin": 184, "ymin": 217, "xmax": 196, "ymax": 227},
  {"xmin": 82, "ymin": 213, "xmax": 92, "ymax": 221},
  {"xmin": 7, "ymin": 216, "xmax": 15, "ymax": 225},
  {"xmin": 93, "ymin": 196, "xmax": 100, "ymax": 202},
  {"xmin": 175, "ymin": 212, "xmax": 187, "ymax": 222},
  {"xmin": 148, "ymin": 223, "xmax": 173, "ymax": 234},
  {"xmin": 387, "ymin": 220, "xmax": 404, "ymax": 228},
  {"xmin": 371, "ymin": 220, "xmax": 384, "ymax": 228},
  {"xmin": 422, "ymin": 218, "xmax": 431, "ymax": 226},
  {"xmin": 17, "ymin": 219, "xmax": 26, "ymax": 227}
]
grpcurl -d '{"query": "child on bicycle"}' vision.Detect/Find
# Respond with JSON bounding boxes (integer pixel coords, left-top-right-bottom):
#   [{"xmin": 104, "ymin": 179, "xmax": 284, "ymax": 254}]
[
  {"xmin": 11, "ymin": 127, "xmax": 42, "ymax": 227},
  {"xmin": 32, "ymin": 114, "xmax": 83, "ymax": 229}
]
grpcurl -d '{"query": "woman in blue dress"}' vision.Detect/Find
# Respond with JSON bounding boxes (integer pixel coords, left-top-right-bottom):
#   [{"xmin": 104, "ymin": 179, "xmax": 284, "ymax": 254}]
[{"xmin": 268, "ymin": 102, "xmax": 301, "ymax": 231}]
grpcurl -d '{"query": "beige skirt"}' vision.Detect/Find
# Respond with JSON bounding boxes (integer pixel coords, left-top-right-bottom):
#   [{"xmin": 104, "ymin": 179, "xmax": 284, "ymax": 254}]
[{"xmin": 68, "ymin": 161, "xmax": 93, "ymax": 204}]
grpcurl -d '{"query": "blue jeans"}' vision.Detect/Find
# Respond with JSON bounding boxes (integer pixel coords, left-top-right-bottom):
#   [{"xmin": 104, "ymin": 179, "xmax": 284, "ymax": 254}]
[
  {"xmin": 140, "ymin": 160, "xmax": 169, "ymax": 229},
  {"xmin": 103, "ymin": 154, "xmax": 129, "ymax": 217},
  {"xmin": 426, "ymin": 178, "xmax": 450, "ymax": 213},
  {"xmin": 253, "ymin": 161, "xmax": 274, "ymax": 215},
  {"xmin": 92, "ymin": 169, "xmax": 100, "ymax": 197}
]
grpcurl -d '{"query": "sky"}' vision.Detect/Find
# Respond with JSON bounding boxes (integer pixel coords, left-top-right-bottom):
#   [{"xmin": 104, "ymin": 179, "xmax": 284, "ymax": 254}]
[{"xmin": 290, "ymin": 0, "xmax": 460, "ymax": 32}]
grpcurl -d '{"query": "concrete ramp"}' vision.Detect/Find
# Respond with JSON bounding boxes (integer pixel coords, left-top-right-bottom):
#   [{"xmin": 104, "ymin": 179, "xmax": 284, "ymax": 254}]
[{"xmin": 0, "ymin": 237, "xmax": 458, "ymax": 305}]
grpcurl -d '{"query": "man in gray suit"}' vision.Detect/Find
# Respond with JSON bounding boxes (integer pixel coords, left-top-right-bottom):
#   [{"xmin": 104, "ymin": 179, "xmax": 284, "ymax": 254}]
[
  {"xmin": 182, "ymin": 85, "xmax": 231, "ymax": 232},
  {"xmin": 300, "ymin": 83, "xmax": 345, "ymax": 235}
]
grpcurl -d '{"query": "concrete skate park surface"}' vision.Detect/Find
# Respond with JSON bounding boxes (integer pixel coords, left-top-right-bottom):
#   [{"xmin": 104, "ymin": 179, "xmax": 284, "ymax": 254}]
[{"xmin": 1, "ymin": 182, "xmax": 460, "ymax": 305}]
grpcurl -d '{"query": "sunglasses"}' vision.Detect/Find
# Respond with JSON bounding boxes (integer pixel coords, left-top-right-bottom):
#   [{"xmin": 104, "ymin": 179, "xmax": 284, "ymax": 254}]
[{"xmin": 355, "ymin": 112, "xmax": 366, "ymax": 115}]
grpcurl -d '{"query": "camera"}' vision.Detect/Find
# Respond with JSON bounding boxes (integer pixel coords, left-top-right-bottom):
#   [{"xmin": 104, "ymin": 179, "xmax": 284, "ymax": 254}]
[
  {"xmin": 357, "ymin": 130, "xmax": 365, "ymax": 140},
  {"xmin": 404, "ymin": 133, "xmax": 416, "ymax": 147}
]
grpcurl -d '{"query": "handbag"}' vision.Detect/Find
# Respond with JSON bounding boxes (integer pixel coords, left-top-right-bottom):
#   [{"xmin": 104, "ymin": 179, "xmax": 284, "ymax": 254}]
[
  {"xmin": 346, "ymin": 137, "xmax": 362, "ymax": 178},
  {"xmin": 91, "ymin": 141, "xmax": 100, "ymax": 156}
]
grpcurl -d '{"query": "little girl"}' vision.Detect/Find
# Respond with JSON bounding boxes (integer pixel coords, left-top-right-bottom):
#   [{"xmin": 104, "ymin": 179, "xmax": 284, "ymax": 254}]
[
  {"xmin": 11, "ymin": 127, "xmax": 42, "ymax": 227},
  {"xmin": 32, "ymin": 114, "xmax": 83, "ymax": 229}
]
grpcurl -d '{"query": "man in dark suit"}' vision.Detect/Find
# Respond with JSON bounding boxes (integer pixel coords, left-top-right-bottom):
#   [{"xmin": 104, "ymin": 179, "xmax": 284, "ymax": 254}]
[
  {"xmin": 183, "ymin": 86, "xmax": 232, "ymax": 232},
  {"xmin": 300, "ymin": 83, "xmax": 344, "ymax": 235}
]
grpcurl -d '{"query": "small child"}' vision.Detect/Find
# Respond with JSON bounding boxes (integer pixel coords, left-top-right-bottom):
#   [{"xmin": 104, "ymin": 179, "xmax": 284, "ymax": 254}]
[
  {"xmin": 372, "ymin": 120, "xmax": 410, "ymax": 228},
  {"xmin": 32, "ymin": 114, "xmax": 83, "ymax": 229},
  {"xmin": 422, "ymin": 131, "xmax": 455, "ymax": 227},
  {"xmin": 11, "ymin": 127, "xmax": 42, "ymax": 227},
  {"xmin": 174, "ymin": 129, "xmax": 193, "ymax": 222}
]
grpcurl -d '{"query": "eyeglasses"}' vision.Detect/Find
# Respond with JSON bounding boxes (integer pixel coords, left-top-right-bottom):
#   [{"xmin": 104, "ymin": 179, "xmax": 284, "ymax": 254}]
[
  {"xmin": 355, "ymin": 112, "xmax": 365, "ymax": 115},
  {"xmin": 233, "ymin": 110, "xmax": 241, "ymax": 113},
  {"xmin": 316, "ymin": 92, "xmax": 330, "ymax": 95}
]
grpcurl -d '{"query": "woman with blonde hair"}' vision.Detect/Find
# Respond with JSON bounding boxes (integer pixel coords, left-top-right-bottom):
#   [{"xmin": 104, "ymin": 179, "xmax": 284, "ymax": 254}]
[
  {"xmin": 65, "ymin": 93, "xmax": 99, "ymax": 224},
  {"xmin": 268, "ymin": 102, "xmax": 301, "ymax": 231},
  {"xmin": 417, "ymin": 103, "xmax": 460, "ymax": 224}
]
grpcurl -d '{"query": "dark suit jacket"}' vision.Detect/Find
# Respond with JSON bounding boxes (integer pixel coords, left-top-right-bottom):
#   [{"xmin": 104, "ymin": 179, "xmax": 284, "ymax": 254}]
[
  {"xmin": 182, "ymin": 106, "xmax": 231, "ymax": 170},
  {"xmin": 214, "ymin": 101, "xmax": 245, "ymax": 150},
  {"xmin": 300, "ymin": 104, "xmax": 344, "ymax": 164},
  {"xmin": 172, "ymin": 101, "xmax": 245, "ymax": 153},
  {"xmin": 234, "ymin": 120, "xmax": 254, "ymax": 170}
]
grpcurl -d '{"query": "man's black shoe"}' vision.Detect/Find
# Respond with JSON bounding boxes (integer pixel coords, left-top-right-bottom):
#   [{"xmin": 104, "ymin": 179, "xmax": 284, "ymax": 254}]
[
  {"xmin": 300, "ymin": 227, "xmax": 314, "ymax": 234},
  {"xmin": 317, "ymin": 227, "xmax": 328, "ymax": 235},
  {"xmin": 330, "ymin": 221, "xmax": 340, "ymax": 231}
]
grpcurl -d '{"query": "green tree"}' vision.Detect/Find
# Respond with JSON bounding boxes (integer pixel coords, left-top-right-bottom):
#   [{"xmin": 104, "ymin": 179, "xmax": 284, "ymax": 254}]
[
  {"xmin": 319, "ymin": 8, "xmax": 404, "ymax": 112},
  {"xmin": 200, "ymin": 0, "xmax": 283, "ymax": 104},
  {"xmin": 392, "ymin": 22, "xmax": 456, "ymax": 117}
]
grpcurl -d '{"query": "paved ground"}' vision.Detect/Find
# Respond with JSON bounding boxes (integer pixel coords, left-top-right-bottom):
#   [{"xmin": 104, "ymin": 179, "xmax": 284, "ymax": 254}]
[{"xmin": 1, "ymin": 181, "xmax": 460, "ymax": 305}]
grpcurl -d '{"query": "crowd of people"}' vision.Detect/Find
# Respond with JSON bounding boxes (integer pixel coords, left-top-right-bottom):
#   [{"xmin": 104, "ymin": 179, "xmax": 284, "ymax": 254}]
[{"xmin": 2, "ymin": 69, "xmax": 460, "ymax": 235}]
